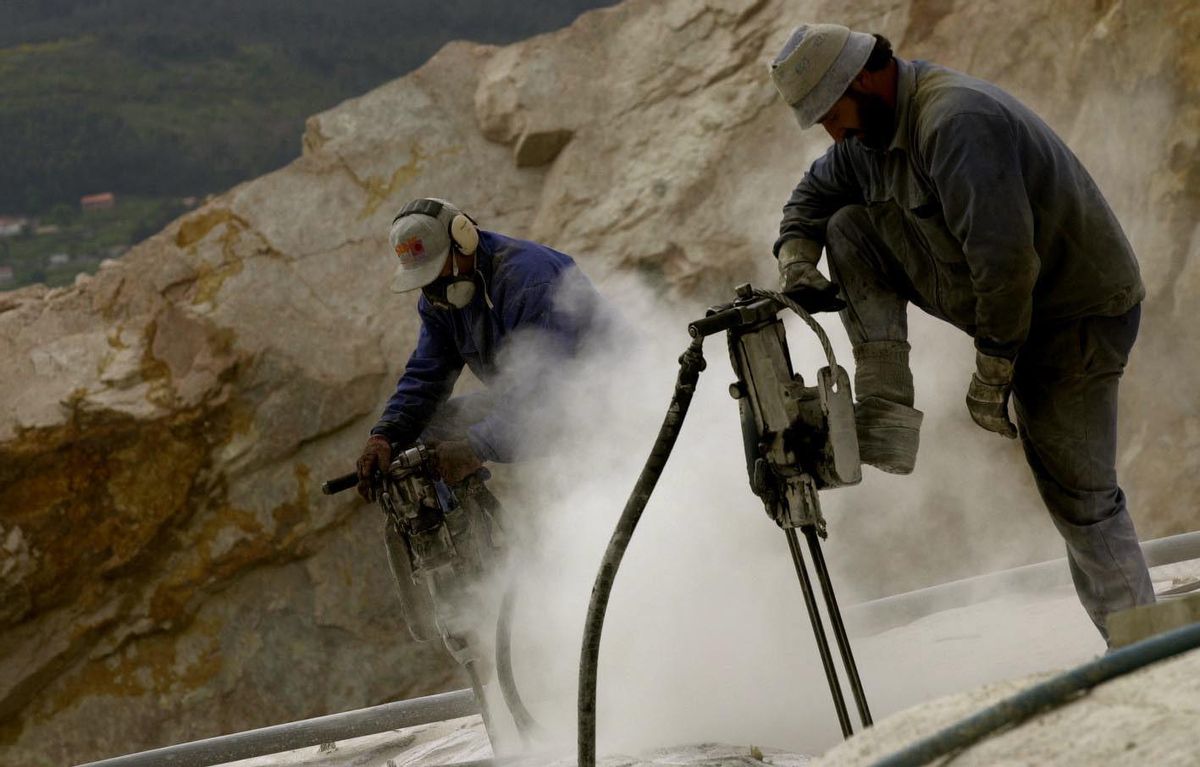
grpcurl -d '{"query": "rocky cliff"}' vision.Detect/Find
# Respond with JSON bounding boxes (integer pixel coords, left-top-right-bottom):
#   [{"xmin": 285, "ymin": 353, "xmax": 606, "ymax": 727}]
[{"xmin": 1, "ymin": 0, "xmax": 1197, "ymax": 764}]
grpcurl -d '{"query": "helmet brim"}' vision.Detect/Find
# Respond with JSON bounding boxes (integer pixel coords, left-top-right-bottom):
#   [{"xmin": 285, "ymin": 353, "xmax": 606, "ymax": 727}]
[{"xmin": 390, "ymin": 247, "xmax": 449, "ymax": 293}]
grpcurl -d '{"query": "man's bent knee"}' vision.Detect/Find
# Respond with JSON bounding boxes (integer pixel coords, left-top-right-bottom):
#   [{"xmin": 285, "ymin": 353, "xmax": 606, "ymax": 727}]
[{"xmin": 826, "ymin": 205, "xmax": 874, "ymax": 252}]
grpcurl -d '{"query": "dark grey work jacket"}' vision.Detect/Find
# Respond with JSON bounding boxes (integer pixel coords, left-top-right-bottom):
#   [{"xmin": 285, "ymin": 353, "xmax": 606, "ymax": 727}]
[{"xmin": 776, "ymin": 58, "xmax": 1144, "ymax": 358}]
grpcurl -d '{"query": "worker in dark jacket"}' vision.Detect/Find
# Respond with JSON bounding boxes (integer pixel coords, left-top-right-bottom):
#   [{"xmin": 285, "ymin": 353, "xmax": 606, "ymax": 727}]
[
  {"xmin": 767, "ymin": 24, "xmax": 1153, "ymax": 640},
  {"xmin": 356, "ymin": 197, "xmax": 607, "ymax": 499}
]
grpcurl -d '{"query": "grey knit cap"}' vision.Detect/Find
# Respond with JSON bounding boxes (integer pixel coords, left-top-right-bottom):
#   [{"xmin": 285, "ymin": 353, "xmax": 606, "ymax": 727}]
[{"xmin": 769, "ymin": 24, "xmax": 876, "ymax": 129}]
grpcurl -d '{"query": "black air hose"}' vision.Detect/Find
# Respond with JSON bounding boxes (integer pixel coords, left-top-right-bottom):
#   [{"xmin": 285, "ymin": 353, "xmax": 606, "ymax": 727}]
[
  {"xmin": 870, "ymin": 620, "xmax": 1200, "ymax": 766},
  {"xmin": 577, "ymin": 337, "xmax": 707, "ymax": 767}
]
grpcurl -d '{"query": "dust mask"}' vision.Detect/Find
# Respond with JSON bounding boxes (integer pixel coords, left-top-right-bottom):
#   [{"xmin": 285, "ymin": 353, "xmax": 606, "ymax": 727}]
[{"xmin": 422, "ymin": 251, "xmax": 477, "ymax": 310}]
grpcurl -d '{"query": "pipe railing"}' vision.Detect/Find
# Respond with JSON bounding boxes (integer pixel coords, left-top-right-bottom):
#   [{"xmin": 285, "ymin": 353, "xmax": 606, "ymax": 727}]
[
  {"xmin": 845, "ymin": 531, "xmax": 1200, "ymax": 637},
  {"xmin": 75, "ymin": 688, "xmax": 478, "ymax": 767}
]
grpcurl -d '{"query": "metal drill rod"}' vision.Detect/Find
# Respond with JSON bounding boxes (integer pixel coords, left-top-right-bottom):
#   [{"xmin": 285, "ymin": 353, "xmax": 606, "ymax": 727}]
[
  {"xmin": 464, "ymin": 660, "xmax": 500, "ymax": 749},
  {"xmin": 803, "ymin": 525, "xmax": 872, "ymax": 727},
  {"xmin": 784, "ymin": 527, "xmax": 853, "ymax": 738}
]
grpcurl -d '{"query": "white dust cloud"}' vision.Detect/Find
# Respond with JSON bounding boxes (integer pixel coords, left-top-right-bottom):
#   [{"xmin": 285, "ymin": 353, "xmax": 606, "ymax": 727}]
[{"xmin": 455, "ymin": 241, "xmax": 1107, "ymax": 757}]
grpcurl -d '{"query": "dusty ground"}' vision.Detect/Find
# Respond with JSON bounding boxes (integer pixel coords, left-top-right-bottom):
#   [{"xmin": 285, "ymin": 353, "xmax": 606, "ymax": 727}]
[{"xmin": 218, "ymin": 558, "xmax": 1200, "ymax": 767}]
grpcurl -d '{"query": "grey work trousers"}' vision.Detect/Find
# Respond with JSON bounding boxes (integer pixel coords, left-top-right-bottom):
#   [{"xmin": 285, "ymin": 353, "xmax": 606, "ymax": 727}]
[{"xmin": 824, "ymin": 203, "xmax": 1155, "ymax": 639}]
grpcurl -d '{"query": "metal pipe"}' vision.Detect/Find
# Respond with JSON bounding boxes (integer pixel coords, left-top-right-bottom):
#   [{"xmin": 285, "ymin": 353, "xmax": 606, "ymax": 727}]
[
  {"xmin": 75, "ymin": 689, "xmax": 479, "ymax": 767},
  {"xmin": 464, "ymin": 661, "xmax": 498, "ymax": 748},
  {"xmin": 804, "ymin": 526, "xmax": 872, "ymax": 727},
  {"xmin": 785, "ymin": 527, "xmax": 853, "ymax": 737},
  {"xmin": 1142, "ymin": 531, "xmax": 1200, "ymax": 568},
  {"xmin": 845, "ymin": 531, "xmax": 1200, "ymax": 637}
]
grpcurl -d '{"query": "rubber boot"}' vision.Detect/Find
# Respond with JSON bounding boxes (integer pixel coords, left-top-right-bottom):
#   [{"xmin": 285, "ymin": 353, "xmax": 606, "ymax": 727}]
[
  {"xmin": 854, "ymin": 396, "xmax": 923, "ymax": 474},
  {"xmin": 852, "ymin": 341, "xmax": 922, "ymax": 474}
]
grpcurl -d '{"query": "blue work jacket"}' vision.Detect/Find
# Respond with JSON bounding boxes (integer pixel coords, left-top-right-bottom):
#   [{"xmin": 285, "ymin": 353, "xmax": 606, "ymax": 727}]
[{"xmin": 370, "ymin": 230, "xmax": 606, "ymax": 461}]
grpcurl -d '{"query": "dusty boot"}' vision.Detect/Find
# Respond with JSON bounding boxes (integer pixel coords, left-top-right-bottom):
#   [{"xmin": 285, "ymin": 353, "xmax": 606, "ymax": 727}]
[
  {"xmin": 852, "ymin": 341, "xmax": 921, "ymax": 473},
  {"xmin": 853, "ymin": 341, "xmax": 915, "ymax": 406},
  {"xmin": 855, "ymin": 396, "xmax": 924, "ymax": 474}
]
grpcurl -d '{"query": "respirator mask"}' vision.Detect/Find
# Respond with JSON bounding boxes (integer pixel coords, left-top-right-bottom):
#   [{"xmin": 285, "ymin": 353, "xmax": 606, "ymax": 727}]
[{"xmin": 422, "ymin": 250, "xmax": 479, "ymax": 310}]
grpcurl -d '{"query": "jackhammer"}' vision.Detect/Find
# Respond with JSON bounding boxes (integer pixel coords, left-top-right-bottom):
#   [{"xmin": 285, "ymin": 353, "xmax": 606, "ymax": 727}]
[
  {"xmin": 578, "ymin": 283, "xmax": 872, "ymax": 767},
  {"xmin": 322, "ymin": 443, "xmax": 540, "ymax": 749}
]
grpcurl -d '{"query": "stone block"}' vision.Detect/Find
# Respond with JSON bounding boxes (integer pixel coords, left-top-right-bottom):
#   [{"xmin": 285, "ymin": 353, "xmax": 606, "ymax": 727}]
[
  {"xmin": 1107, "ymin": 590, "xmax": 1200, "ymax": 648},
  {"xmin": 513, "ymin": 128, "xmax": 573, "ymax": 167}
]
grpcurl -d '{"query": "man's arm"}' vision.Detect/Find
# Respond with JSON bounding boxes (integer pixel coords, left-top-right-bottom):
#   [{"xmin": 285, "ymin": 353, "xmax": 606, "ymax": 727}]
[
  {"xmin": 775, "ymin": 142, "xmax": 864, "ymax": 256},
  {"xmin": 370, "ymin": 303, "xmax": 465, "ymax": 447},
  {"xmin": 925, "ymin": 112, "xmax": 1039, "ymax": 359}
]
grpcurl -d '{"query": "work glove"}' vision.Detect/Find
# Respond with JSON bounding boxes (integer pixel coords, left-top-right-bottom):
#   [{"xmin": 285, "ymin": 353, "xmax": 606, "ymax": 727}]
[
  {"xmin": 356, "ymin": 435, "xmax": 392, "ymax": 502},
  {"xmin": 965, "ymin": 351, "xmax": 1018, "ymax": 439},
  {"xmin": 434, "ymin": 440, "xmax": 485, "ymax": 485},
  {"xmin": 778, "ymin": 238, "xmax": 846, "ymax": 313}
]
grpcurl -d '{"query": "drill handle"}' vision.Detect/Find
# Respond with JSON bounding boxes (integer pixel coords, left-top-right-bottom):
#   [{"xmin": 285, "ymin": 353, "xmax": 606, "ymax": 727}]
[{"xmin": 321, "ymin": 472, "xmax": 359, "ymax": 495}]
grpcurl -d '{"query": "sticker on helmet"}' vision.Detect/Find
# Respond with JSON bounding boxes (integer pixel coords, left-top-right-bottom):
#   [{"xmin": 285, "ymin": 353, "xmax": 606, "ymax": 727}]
[{"xmin": 395, "ymin": 237, "xmax": 426, "ymax": 267}]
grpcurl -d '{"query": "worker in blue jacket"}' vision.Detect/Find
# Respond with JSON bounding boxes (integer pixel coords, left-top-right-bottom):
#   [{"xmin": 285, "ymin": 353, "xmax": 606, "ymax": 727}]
[
  {"xmin": 766, "ymin": 25, "xmax": 1154, "ymax": 641},
  {"xmin": 355, "ymin": 197, "xmax": 608, "ymax": 500}
]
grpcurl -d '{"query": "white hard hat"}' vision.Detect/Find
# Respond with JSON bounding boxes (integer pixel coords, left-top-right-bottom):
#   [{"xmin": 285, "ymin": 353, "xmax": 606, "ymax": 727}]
[
  {"xmin": 769, "ymin": 24, "xmax": 876, "ymax": 129},
  {"xmin": 387, "ymin": 198, "xmax": 479, "ymax": 293}
]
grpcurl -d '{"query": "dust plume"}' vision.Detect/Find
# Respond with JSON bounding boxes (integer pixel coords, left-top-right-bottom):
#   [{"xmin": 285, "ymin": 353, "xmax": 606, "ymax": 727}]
[{"xmin": 455, "ymin": 263, "xmax": 1062, "ymax": 758}]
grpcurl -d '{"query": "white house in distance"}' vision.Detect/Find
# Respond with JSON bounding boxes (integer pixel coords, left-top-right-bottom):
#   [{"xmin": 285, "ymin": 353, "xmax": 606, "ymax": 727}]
[
  {"xmin": 0, "ymin": 216, "xmax": 31, "ymax": 237},
  {"xmin": 80, "ymin": 192, "xmax": 116, "ymax": 211}
]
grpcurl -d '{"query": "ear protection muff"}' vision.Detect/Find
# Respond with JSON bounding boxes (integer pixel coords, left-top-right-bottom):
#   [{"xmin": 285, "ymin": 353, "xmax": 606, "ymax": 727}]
[
  {"xmin": 393, "ymin": 198, "xmax": 482, "ymax": 309},
  {"xmin": 449, "ymin": 213, "xmax": 479, "ymax": 255},
  {"xmin": 393, "ymin": 198, "xmax": 479, "ymax": 256}
]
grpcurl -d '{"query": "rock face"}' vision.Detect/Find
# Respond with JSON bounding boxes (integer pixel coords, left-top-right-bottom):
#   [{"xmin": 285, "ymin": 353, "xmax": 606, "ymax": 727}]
[{"xmin": 1, "ymin": 0, "xmax": 1197, "ymax": 764}]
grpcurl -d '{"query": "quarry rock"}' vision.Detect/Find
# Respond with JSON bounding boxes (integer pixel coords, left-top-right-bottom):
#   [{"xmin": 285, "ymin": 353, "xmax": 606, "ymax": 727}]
[
  {"xmin": 513, "ymin": 128, "xmax": 575, "ymax": 168},
  {"xmin": 1, "ymin": 0, "xmax": 1198, "ymax": 764},
  {"xmin": 811, "ymin": 645, "xmax": 1200, "ymax": 767},
  {"xmin": 1108, "ymin": 590, "xmax": 1200, "ymax": 648}
]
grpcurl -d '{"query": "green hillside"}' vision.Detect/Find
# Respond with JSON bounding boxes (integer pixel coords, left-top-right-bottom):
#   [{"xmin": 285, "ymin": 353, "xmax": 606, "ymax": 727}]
[
  {"xmin": 0, "ymin": 0, "xmax": 615, "ymax": 213},
  {"xmin": 0, "ymin": 0, "xmax": 615, "ymax": 290},
  {"xmin": 0, "ymin": 35, "xmax": 340, "ymax": 212}
]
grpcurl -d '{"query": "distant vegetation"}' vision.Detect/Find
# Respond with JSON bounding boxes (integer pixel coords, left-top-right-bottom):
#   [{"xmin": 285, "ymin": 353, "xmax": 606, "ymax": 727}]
[
  {"xmin": 0, "ymin": 196, "xmax": 194, "ymax": 289},
  {"xmin": 0, "ymin": 0, "xmax": 615, "ymax": 290},
  {"xmin": 1, "ymin": 0, "xmax": 615, "ymax": 214}
]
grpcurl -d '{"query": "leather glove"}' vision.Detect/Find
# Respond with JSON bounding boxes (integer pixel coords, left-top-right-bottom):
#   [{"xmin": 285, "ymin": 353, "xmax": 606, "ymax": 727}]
[
  {"xmin": 966, "ymin": 351, "xmax": 1018, "ymax": 439},
  {"xmin": 356, "ymin": 435, "xmax": 392, "ymax": 502},
  {"xmin": 435, "ymin": 440, "xmax": 484, "ymax": 485},
  {"xmin": 778, "ymin": 238, "xmax": 846, "ymax": 313}
]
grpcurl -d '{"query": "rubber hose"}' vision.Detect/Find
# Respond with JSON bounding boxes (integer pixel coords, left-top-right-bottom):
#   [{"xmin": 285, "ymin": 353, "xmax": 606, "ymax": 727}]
[
  {"xmin": 870, "ymin": 620, "xmax": 1200, "ymax": 767},
  {"xmin": 495, "ymin": 579, "xmax": 542, "ymax": 743},
  {"xmin": 577, "ymin": 337, "xmax": 707, "ymax": 767}
]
